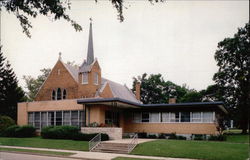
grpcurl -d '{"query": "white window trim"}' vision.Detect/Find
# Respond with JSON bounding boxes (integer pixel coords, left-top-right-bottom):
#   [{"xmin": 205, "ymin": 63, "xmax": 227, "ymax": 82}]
[{"xmin": 94, "ymin": 72, "xmax": 99, "ymax": 85}]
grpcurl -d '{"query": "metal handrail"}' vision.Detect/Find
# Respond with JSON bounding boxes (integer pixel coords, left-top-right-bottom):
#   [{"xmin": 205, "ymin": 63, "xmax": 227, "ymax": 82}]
[
  {"xmin": 89, "ymin": 133, "xmax": 101, "ymax": 151},
  {"xmin": 127, "ymin": 133, "xmax": 138, "ymax": 153}
]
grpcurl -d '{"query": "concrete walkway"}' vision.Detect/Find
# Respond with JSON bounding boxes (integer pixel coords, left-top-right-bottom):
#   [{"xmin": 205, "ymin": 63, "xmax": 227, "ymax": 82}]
[{"xmin": 0, "ymin": 145, "xmax": 196, "ymax": 160}]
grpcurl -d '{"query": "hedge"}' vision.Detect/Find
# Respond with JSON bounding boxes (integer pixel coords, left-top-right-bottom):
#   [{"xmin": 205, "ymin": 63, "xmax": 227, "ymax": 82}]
[
  {"xmin": 2, "ymin": 125, "xmax": 36, "ymax": 137},
  {"xmin": 41, "ymin": 126, "xmax": 109, "ymax": 141}
]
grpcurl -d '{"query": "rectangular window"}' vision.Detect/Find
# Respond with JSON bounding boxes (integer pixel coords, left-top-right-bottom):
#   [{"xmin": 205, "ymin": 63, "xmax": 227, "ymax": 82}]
[
  {"xmin": 203, "ymin": 112, "xmax": 213, "ymax": 123},
  {"xmin": 149, "ymin": 112, "xmax": 160, "ymax": 122},
  {"xmin": 105, "ymin": 110, "xmax": 112, "ymax": 124},
  {"xmin": 94, "ymin": 72, "xmax": 98, "ymax": 85},
  {"xmin": 48, "ymin": 112, "xmax": 55, "ymax": 126},
  {"xmin": 142, "ymin": 112, "xmax": 149, "ymax": 122},
  {"xmin": 82, "ymin": 73, "xmax": 88, "ymax": 84},
  {"xmin": 79, "ymin": 111, "xmax": 85, "ymax": 127},
  {"xmin": 71, "ymin": 111, "xmax": 78, "ymax": 127},
  {"xmin": 34, "ymin": 112, "xmax": 40, "ymax": 129},
  {"xmin": 181, "ymin": 112, "xmax": 190, "ymax": 122},
  {"xmin": 28, "ymin": 112, "xmax": 34, "ymax": 126},
  {"xmin": 133, "ymin": 112, "xmax": 141, "ymax": 123},
  {"xmin": 63, "ymin": 111, "xmax": 70, "ymax": 125},
  {"xmin": 170, "ymin": 112, "xmax": 179, "ymax": 122},
  {"xmin": 56, "ymin": 111, "xmax": 62, "ymax": 126},
  {"xmin": 41, "ymin": 112, "xmax": 47, "ymax": 128},
  {"xmin": 191, "ymin": 112, "xmax": 202, "ymax": 122},
  {"xmin": 162, "ymin": 112, "xmax": 170, "ymax": 122}
]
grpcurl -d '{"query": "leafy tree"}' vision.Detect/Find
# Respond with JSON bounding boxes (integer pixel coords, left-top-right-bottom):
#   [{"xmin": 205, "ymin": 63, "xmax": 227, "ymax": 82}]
[
  {"xmin": 213, "ymin": 22, "xmax": 250, "ymax": 134},
  {"xmin": 0, "ymin": 0, "xmax": 164, "ymax": 37},
  {"xmin": 180, "ymin": 90, "xmax": 202, "ymax": 103},
  {"xmin": 0, "ymin": 47, "xmax": 26, "ymax": 120},
  {"xmin": 132, "ymin": 73, "xmax": 188, "ymax": 104},
  {"xmin": 23, "ymin": 68, "xmax": 51, "ymax": 101}
]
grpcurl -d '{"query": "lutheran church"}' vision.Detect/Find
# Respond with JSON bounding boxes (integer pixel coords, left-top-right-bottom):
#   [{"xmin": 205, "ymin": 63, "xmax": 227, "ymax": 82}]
[{"xmin": 17, "ymin": 21, "xmax": 227, "ymax": 139}]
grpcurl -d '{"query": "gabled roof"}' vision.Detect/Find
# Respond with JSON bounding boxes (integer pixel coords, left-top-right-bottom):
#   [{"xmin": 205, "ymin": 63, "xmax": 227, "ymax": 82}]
[
  {"xmin": 63, "ymin": 62, "xmax": 79, "ymax": 82},
  {"xmin": 99, "ymin": 78, "xmax": 141, "ymax": 104},
  {"xmin": 79, "ymin": 59, "xmax": 98, "ymax": 73}
]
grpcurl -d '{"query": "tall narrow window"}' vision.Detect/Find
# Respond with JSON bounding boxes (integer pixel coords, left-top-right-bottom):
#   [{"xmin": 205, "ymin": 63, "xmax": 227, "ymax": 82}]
[
  {"xmin": 57, "ymin": 88, "xmax": 61, "ymax": 100},
  {"xmin": 94, "ymin": 72, "xmax": 98, "ymax": 85},
  {"xmin": 191, "ymin": 112, "xmax": 202, "ymax": 122},
  {"xmin": 52, "ymin": 90, "xmax": 56, "ymax": 100},
  {"xmin": 63, "ymin": 89, "xmax": 66, "ymax": 99},
  {"xmin": 162, "ymin": 112, "xmax": 170, "ymax": 122},
  {"xmin": 56, "ymin": 111, "xmax": 62, "ymax": 126},
  {"xmin": 28, "ymin": 112, "xmax": 34, "ymax": 126},
  {"xmin": 181, "ymin": 112, "xmax": 190, "ymax": 122},
  {"xmin": 133, "ymin": 112, "xmax": 141, "ymax": 123},
  {"xmin": 82, "ymin": 73, "xmax": 88, "ymax": 84},
  {"xmin": 150, "ymin": 112, "xmax": 160, "ymax": 122},
  {"xmin": 142, "ymin": 112, "xmax": 149, "ymax": 122}
]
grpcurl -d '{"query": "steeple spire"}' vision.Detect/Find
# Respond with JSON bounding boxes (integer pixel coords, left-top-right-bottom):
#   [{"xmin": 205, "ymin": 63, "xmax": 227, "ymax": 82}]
[{"xmin": 87, "ymin": 18, "xmax": 94, "ymax": 65}]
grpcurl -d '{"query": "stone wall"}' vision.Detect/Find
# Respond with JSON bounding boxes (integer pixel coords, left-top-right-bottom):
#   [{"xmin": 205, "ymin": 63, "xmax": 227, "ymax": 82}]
[{"xmin": 81, "ymin": 127, "xmax": 122, "ymax": 140}]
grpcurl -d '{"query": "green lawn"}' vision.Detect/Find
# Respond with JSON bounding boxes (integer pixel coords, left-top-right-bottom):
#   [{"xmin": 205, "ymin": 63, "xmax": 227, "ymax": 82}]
[
  {"xmin": 131, "ymin": 139, "xmax": 248, "ymax": 160},
  {"xmin": 0, "ymin": 137, "xmax": 88, "ymax": 151},
  {"xmin": 0, "ymin": 147, "xmax": 74, "ymax": 156},
  {"xmin": 226, "ymin": 134, "xmax": 249, "ymax": 143}
]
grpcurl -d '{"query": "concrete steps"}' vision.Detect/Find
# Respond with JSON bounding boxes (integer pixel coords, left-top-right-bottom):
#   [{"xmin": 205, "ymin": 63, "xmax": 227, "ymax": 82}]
[{"xmin": 92, "ymin": 142, "xmax": 130, "ymax": 154}]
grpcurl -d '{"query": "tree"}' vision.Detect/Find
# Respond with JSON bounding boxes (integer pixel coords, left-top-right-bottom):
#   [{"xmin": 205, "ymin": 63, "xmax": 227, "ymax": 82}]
[
  {"xmin": 23, "ymin": 68, "xmax": 51, "ymax": 101},
  {"xmin": 132, "ymin": 73, "xmax": 188, "ymax": 104},
  {"xmin": 0, "ymin": 0, "xmax": 164, "ymax": 37},
  {"xmin": 0, "ymin": 47, "xmax": 26, "ymax": 120},
  {"xmin": 180, "ymin": 90, "xmax": 202, "ymax": 103},
  {"xmin": 213, "ymin": 22, "xmax": 250, "ymax": 134}
]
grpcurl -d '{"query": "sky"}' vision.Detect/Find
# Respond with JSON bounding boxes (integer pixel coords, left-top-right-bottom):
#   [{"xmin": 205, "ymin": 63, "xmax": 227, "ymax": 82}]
[{"xmin": 1, "ymin": 0, "xmax": 249, "ymax": 91}]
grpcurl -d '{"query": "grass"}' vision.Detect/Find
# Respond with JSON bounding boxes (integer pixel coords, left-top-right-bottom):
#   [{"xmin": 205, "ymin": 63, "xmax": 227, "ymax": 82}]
[
  {"xmin": 131, "ymin": 139, "xmax": 249, "ymax": 160},
  {"xmin": 0, "ymin": 137, "xmax": 88, "ymax": 151},
  {"xmin": 226, "ymin": 134, "xmax": 249, "ymax": 143},
  {"xmin": 0, "ymin": 147, "xmax": 74, "ymax": 156}
]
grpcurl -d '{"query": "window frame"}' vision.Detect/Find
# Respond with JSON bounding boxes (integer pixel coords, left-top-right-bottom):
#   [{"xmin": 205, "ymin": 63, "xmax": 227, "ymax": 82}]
[{"xmin": 82, "ymin": 72, "xmax": 88, "ymax": 84}]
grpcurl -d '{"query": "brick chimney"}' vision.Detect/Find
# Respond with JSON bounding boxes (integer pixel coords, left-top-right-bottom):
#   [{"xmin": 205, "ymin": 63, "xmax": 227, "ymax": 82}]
[
  {"xmin": 168, "ymin": 97, "xmax": 176, "ymax": 104},
  {"xmin": 135, "ymin": 82, "xmax": 141, "ymax": 100}
]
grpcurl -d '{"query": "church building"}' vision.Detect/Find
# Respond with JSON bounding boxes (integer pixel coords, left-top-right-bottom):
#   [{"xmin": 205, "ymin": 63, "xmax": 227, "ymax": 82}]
[{"xmin": 17, "ymin": 21, "xmax": 227, "ymax": 140}]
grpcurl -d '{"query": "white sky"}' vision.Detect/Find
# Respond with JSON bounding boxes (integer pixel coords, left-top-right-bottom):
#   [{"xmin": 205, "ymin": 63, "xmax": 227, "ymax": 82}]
[{"xmin": 1, "ymin": 0, "xmax": 249, "ymax": 91}]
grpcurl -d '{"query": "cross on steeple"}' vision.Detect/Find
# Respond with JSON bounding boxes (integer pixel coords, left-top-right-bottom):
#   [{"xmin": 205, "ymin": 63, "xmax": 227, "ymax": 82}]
[{"xmin": 58, "ymin": 52, "xmax": 62, "ymax": 60}]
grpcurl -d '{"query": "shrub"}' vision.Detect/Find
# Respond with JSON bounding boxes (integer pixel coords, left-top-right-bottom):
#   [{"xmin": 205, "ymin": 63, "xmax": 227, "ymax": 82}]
[
  {"xmin": 168, "ymin": 133, "xmax": 177, "ymax": 139},
  {"xmin": 208, "ymin": 134, "xmax": 226, "ymax": 141},
  {"xmin": 41, "ymin": 125, "xmax": 79, "ymax": 139},
  {"xmin": 2, "ymin": 125, "xmax": 19, "ymax": 137},
  {"xmin": 0, "ymin": 116, "xmax": 15, "ymax": 135},
  {"xmin": 15, "ymin": 125, "xmax": 36, "ymax": 137},
  {"xmin": 158, "ymin": 133, "xmax": 166, "ymax": 139},
  {"xmin": 148, "ymin": 134, "xmax": 157, "ymax": 139},
  {"xmin": 193, "ymin": 134, "xmax": 205, "ymax": 140},
  {"xmin": 72, "ymin": 132, "xmax": 109, "ymax": 141},
  {"xmin": 176, "ymin": 135, "xmax": 187, "ymax": 140},
  {"xmin": 137, "ymin": 132, "xmax": 147, "ymax": 138}
]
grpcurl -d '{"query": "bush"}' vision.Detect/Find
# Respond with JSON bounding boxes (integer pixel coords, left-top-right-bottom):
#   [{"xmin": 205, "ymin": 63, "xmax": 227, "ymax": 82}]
[
  {"xmin": 176, "ymin": 135, "xmax": 187, "ymax": 140},
  {"xmin": 208, "ymin": 134, "xmax": 226, "ymax": 141},
  {"xmin": 0, "ymin": 116, "xmax": 15, "ymax": 135},
  {"xmin": 15, "ymin": 125, "xmax": 36, "ymax": 137},
  {"xmin": 138, "ymin": 132, "xmax": 147, "ymax": 138},
  {"xmin": 158, "ymin": 133, "xmax": 166, "ymax": 139},
  {"xmin": 2, "ymin": 125, "xmax": 19, "ymax": 137},
  {"xmin": 148, "ymin": 134, "xmax": 157, "ymax": 139},
  {"xmin": 193, "ymin": 134, "xmax": 205, "ymax": 140},
  {"xmin": 72, "ymin": 133, "xmax": 109, "ymax": 141},
  {"xmin": 41, "ymin": 125, "xmax": 79, "ymax": 139},
  {"xmin": 168, "ymin": 133, "xmax": 177, "ymax": 139},
  {"xmin": 2, "ymin": 125, "xmax": 35, "ymax": 137}
]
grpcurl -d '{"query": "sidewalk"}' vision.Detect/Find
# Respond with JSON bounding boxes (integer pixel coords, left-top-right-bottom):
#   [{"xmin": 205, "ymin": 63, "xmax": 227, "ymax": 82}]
[{"xmin": 0, "ymin": 145, "xmax": 196, "ymax": 160}]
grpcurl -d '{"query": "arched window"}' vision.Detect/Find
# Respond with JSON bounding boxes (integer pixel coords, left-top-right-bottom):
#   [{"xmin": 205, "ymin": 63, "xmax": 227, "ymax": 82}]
[
  {"xmin": 63, "ymin": 89, "xmax": 67, "ymax": 99},
  {"xmin": 52, "ymin": 90, "xmax": 56, "ymax": 100},
  {"xmin": 57, "ymin": 88, "xmax": 62, "ymax": 100}
]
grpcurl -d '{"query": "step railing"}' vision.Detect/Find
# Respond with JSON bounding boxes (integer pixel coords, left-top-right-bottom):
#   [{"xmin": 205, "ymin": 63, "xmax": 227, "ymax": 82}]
[
  {"xmin": 89, "ymin": 133, "xmax": 101, "ymax": 151},
  {"xmin": 127, "ymin": 133, "xmax": 138, "ymax": 153}
]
